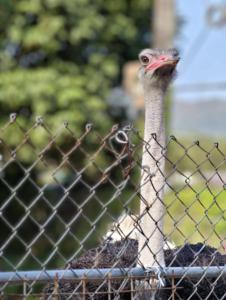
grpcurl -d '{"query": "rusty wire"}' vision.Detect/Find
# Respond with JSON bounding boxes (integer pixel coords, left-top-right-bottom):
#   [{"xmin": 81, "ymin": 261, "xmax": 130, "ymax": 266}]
[{"xmin": 1, "ymin": 115, "xmax": 226, "ymax": 299}]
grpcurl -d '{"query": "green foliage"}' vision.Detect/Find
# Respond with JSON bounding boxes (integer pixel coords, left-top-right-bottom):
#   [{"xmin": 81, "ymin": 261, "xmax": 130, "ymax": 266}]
[
  {"xmin": 165, "ymin": 185, "xmax": 226, "ymax": 249},
  {"xmin": 0, "ymin": 0, "xmax": 152, "ymax": 141},
  {"xmin": 167, "ymin": 136, "xmax": 226, "ymax": 172},
  {"xmin": 165, "ymin": 136, "xmax": 226, "ymax": 250}
]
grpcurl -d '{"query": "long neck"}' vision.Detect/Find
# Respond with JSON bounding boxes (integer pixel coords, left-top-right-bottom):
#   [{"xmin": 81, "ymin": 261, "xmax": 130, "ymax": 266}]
[
  {"xmin": 144, "ymin": 87, "xmax": 165, "ymax": 149},
  {"xmin": 138, "ymin": 85, "xmax": 166, "ymax": 268}
]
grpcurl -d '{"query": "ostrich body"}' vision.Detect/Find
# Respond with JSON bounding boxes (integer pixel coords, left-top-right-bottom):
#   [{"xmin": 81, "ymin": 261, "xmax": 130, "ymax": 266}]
[
  {"xmin": 104, "ymin": 214, "xmax": 175, "ymax": 250},
  {"xmin": 137, "ymin": 48, "xmax": 179, "ymax": 271},
  {"xmin": 43, "ymin": 241, "xmax": 226, "ymax": 299}
]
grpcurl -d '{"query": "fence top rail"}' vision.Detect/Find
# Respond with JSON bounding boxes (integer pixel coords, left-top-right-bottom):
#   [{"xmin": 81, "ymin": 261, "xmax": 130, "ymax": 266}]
[{"xmin": 1, "ymin": 266, "xmax": 226, "ymax": 284}]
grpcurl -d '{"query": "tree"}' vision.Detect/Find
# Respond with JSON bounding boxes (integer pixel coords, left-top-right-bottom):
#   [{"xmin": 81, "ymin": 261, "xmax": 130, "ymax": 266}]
[{"xmin": 0, "ymin": 0, "xmax": 152, "ymax": 150}]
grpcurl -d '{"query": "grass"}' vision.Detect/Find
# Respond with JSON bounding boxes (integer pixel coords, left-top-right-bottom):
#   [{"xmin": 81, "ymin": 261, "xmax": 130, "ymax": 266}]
[{"xmin": 164, "ymin": 184, "xmax": 226, "ymax": 251}]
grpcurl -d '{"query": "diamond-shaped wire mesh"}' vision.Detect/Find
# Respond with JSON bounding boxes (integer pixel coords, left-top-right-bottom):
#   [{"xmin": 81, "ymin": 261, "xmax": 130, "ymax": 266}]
[{"xmin": 1, "ymin": 114, "xmax": 226, "ymax": 299}]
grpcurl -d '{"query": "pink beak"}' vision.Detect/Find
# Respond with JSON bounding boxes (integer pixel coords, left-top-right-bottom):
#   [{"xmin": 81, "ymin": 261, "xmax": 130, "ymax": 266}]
[{"xmin": 145, "ymin": 55, "xmax": 179, "ymax": 71}]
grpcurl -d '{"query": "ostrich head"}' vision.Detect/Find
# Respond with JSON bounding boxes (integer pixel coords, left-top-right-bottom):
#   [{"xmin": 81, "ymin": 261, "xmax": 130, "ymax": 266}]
[{"xmin": 138, "ymin": 48, "xmax": 179, "ymax": 90}]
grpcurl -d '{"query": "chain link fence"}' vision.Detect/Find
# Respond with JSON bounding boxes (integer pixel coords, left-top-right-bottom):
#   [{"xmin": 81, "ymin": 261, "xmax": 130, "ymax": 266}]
[{"xmin": 1, "ymin": 114, "xmax": 226, "ymax": 299}]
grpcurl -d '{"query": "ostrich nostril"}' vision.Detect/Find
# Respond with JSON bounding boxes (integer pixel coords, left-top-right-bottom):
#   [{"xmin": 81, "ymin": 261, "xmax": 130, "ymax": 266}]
[{"xmin": 159, "ymin": 56, "xmax": 167, "ymax": 61}]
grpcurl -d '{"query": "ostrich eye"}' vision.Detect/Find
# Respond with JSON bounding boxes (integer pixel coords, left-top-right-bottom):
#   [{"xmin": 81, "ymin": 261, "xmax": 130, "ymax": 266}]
[{"xmin": 141, "ymin": 55, "xmax": 150, "ymax": 64}]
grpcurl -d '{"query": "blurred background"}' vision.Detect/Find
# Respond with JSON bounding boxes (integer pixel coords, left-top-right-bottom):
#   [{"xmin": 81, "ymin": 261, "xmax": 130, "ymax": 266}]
[
  {"xmin": 1, "ymin": 0, "xmax": 226, "ymax": 274},
  {"xmin": 1, "ymin": 0, "xmax": 226, "ymax": 142}
]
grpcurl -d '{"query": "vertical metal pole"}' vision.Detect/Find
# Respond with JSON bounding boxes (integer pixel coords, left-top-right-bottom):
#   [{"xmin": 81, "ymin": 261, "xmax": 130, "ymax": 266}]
[
  {"xmin": 172, "ymin": 275, "xmax": 176, "ymax": 300},
  {"xmin": 130, "ymin": 276, "xmax": 135, "ymax": 300},
  {"xmin": 23, "ymin": 278, "xmax": 27, "ymax": 300},
  {"xmin": 82, "ymin": 276, "xmax": 86, "ymax": 300},
  {"xmin": 108, "ymin": 273, "xmax": 111, "ymax": 300}
]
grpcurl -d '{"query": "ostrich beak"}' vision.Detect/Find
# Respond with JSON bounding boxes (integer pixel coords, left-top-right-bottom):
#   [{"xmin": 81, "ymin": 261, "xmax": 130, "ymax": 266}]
[{"xmin": 145, "ymin": 56, "xmax": 180, "ymax": 72}]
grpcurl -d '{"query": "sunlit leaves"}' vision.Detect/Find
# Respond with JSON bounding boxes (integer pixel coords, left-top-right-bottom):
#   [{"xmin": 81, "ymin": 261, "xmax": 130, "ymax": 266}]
[{"xmin": 0, "ymin": 0, "xmax": 151, "ymax": 163}]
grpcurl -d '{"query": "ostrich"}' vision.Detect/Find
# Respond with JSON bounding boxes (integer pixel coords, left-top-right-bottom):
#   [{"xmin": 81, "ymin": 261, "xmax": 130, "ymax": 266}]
[
  {"xmin": 106, "ymin": 49, "xmax": 179, "ymax": 262},
  {"xmin": 135, "ymin": 48, "xmax": 180, "ymax": 298},
  {"xmin": 137, "ymin": 47, "xmax": 179, "ymax": 266},
  {"xmin": 44, "ymin": 48, "xmax": 179, "ymax": 299},
  {"xmin": 43, "ymin": 49, "xmax": 226, "ymax": 299}
]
